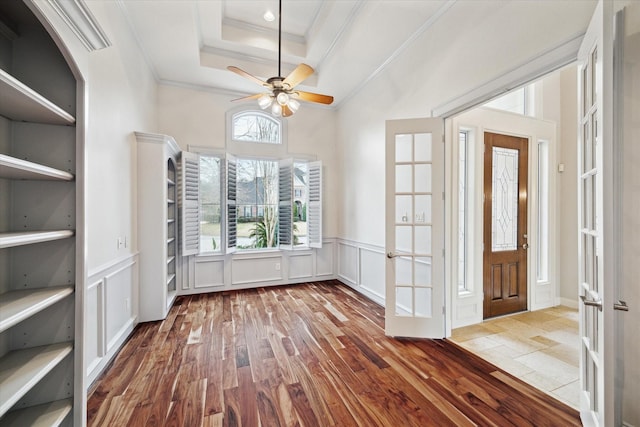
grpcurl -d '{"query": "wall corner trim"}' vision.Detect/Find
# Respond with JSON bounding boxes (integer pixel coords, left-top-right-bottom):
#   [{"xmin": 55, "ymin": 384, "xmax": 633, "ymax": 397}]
[{"xmin": 46, "ymin": 0, "xmax": 112, "ymax": 51}]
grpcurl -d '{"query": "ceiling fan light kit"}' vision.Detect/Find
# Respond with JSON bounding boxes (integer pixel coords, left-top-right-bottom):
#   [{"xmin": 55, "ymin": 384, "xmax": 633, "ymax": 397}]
[{"xmin": 227, "ymin": 0, "xmax": 333, "ymax": 117}]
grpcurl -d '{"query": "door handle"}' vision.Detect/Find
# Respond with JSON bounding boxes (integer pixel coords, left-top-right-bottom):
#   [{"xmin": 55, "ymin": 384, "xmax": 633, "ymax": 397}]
[
  {"xmin": 522, "ymin": 243, "xmax": 529, "ymax": 249},
  {"xmin": 387, "ymin": 252, "xmax": 398, "ymax": 259},
  {"xmin": 614, "ymin": 300, "xmax": 629, "ymax": 311},
  {"xmin": 580, "ymin": 294, "xmax": 603, "ymax": 311}
]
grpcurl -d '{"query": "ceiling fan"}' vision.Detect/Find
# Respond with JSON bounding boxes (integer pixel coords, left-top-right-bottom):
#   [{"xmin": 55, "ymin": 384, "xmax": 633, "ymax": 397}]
[{"xmin": 227, "ymin": 0, "xmax": 333, "ymax": 117}]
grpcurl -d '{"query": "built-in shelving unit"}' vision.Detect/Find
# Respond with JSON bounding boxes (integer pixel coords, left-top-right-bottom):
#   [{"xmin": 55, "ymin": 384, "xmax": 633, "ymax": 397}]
[
  {"xmin": 0, "ymin": 398, "xmax": 72, "ymax": 427},
  {"xmin": 0, "ymin": 286, "xmax": 74, "ymax": 333},
  {"xmin": 0, "ymin": 344, "xmax": 73, "ymax": 416},
  {"xmin": 0, "ymin": 1, "xmax": 79, "ymax": 425},
  {"xmin": 0, "ymin": 155, "xmax": 75, "ymax": 181},
  {"xmin": 0, "ymin": 69, "xmax": 75, "ymax": 125},
  {"xmin": 136, "ymin": 132, "xmax": 181, "ymax": 321}
]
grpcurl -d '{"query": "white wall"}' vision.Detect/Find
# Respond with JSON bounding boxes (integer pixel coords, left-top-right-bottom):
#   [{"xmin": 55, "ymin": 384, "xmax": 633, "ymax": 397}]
[
  {"xmin": 335, "ymin": 1, "xmax": 595, "ymax": 296},
  {"xmin": 83, "ymin": 2, "xmax": 158, "ymax": 271},
  {"xmin": 545, "ymin": 66, "xmax": 580, "ymax": 306}
]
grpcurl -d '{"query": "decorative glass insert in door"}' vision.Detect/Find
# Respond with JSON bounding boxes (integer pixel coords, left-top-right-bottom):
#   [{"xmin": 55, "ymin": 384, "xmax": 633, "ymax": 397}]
[
  {"xmin": 394, "ymin": 132, "xmax": 433, "ymax": 317},
  {"xmin": 491, "ymin": 147, "xmax": 519, "ymax": 252}
]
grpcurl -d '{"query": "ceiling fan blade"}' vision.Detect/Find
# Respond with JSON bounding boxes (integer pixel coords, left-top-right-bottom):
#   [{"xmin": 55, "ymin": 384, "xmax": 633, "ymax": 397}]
[
  {"xmin": 283, "ymin": 63, "xmax": 314, "ymax": 89},
  {"xmin": 231, "ymin": 93, "xmax": 263, "ymax": 102},
  {"xmin": 227, "ymin": 66, "xmax": 269, "ymax": 87},
  {"xmin": 295, "ymin": 90, "xmax": 334, "ymax": 105},
  {"xmin": 282, "ymin": 104, "xmax": 294, "ymax": 117}
]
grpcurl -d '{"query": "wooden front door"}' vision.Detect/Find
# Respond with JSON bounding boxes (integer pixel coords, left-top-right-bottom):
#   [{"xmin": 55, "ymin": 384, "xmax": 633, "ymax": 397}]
[{"xmin": 483, "ymin": 132, "xmax": 528, "ymax": 319}]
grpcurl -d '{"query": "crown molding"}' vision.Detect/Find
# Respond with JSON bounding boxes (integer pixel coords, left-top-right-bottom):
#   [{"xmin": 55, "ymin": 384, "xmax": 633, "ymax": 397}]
[
  {"xmin": 432, "ymin": 32, "xmax": 584, "ymax": 118},
  {"xmin": 46, "ymin": 0, "xmax": 111, "ymax": 51}
]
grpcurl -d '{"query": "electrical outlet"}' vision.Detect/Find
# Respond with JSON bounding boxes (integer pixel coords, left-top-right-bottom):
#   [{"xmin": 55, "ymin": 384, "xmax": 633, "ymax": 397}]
[
  {"xmin": 117, "ymin": 237, "xmax": 125, "ymax": 249},
  {"xmin": 275, "ymin": 262, "xmax": 281, "ymax": 271}
]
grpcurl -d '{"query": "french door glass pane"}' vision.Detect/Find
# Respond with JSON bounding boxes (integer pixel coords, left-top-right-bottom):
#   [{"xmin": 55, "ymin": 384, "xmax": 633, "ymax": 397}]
[
  {"xmin": 414, "ymin": 257, "xmax": 432, "ymax": 286},
  {"xmin": 414, "ymin": 195, "xmax": 431, "ymax": 224},
  {"xmin": 395, "ymin": 195, "xmax": 413, "ymax": 224},
  {"xmin": 414, "ymin": 133, "xmax": 432, "ymax": 162},
  {"xmin": 414, "ymin": 164, "xmax": 431, "ymax": 193},
  {"xmin": 396, "ymin": 226, "xmax": 412, "ymax": 254},
  {"xmin": 395, "ymin": 134, "xmax": 413, "ymax": 162},
  {"xmin": 396, "ymin": 287, "xmax": 412, "ymax": 316},
  {"xmin": 396, "ymin": 165, "xmax": 412, "ymax": 192},
  {"xmin": 395, "ymin": 256, "xmax": 412, "ymax": 286},
  {"xmin": 414, "ymin": 226, "xmax": 432, "ymax": 255}
]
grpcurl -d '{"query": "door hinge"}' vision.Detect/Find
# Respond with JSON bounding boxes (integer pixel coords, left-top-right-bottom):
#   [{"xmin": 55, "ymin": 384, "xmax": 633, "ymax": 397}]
[
  {"xmin": 442, "ymin": 248, "xmax": 445, "ymax": 257},
  {"xmin": 442, "ymin": 192, "xmax": 445, "ymax": 200},
  {"xmin": 442, "ymin": 134, "xmax": 445, "ymax": 143},
  {"xmin": 442, "ymin": 306, "xmax": 446, "ymax": 315}
]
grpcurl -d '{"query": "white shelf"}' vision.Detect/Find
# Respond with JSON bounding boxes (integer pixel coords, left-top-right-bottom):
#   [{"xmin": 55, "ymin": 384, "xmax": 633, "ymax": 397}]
[
  {"xmin": 167, "ymin": 199, "xmax": 175, "ymax": 204},
  {"xmin": 167, "ymin": 256, "xmax": 175, "ymax": 265},
  {"xmin": 167, "ymin": 273, "xmax": 176, "ymax": 286},
  {"xmin": 0, "ymin": 155, "xmax": 74, "ymax": 181},
  {"xmin": 0, "ymin": 398, "xmax": 72, "ymax": 427},
  {"xmin": 167, "ymin": 237, "xmax": 175, "ymax": 245},
  {"xmin": 0, "ymin": 343, "xmax": 73, "ymax": 417},
  {"xmin": 167, "ymin": 178, "xmax": 175, "ymax": 185},
  {"xmin": 167, "ymin": 219, "xmax": 175, "ymax": 224},
  {"xmin": 0, "ymin": 231, "xmax": 74, "ymax": 249},
  {"xmin": 0, "ymin": 287, "xmax": 74, "ymax": 333},
  {"xmin": 0, "ymin": 69, "xmax": 75, "ymax": 125}
]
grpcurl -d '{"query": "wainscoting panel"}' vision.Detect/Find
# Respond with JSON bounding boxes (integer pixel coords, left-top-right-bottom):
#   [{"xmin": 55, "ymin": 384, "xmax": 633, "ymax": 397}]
[
  {"xmin": 358, "ymin": 247, "xmax": 385, "ymax": 301},
  {"xmin": 288, "ymin": 253, "xmax": 313, "ymax": 280},
  {"xmin": 337, "ymin": 241, "xmax": 358, "ymax": 285},
  {"xmin": 232, "ymin": 255, "xmax": 284, "ymax": 285},
  {"xmin": 194, "ymin": 258, "xmax": 224, "ymax": 289},
  {"xmin": 316, "ymin": 241, "xmax": 334, "ymax": 277},
  {"xmin": 86, "ymin": 253, "xmax": 138, "ymax": 386},
  {"xmin": 180, "ymin": 239, "xmax": 337, "ymax": 293},
  {"xmin": 85, "ymin": 279, "xmax": 103, "ymax": 376},
  {"xmin": 336, "ymin": 239, "xmax": 386, "ymax": 306}
]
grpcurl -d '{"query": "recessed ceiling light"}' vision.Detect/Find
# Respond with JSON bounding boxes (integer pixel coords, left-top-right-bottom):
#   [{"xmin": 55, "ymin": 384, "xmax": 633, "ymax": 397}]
[{"xmin": 263, "ymin": 10, "xmax": 275, "ymax": 22}]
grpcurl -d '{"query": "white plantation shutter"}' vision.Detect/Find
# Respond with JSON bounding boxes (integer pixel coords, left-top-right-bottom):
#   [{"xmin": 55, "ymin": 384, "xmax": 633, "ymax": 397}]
[
  {"xmin": 180, "ymin": 151, "xmax": 200, "ymax": 256},
  {"xmin": 308, "ymin": 161, "xmax": 322, "ymax": 248},
  {"xmin": 279, "ymin": 159, "xmax": 293, "ymax": 250},
  {"xmin": 226, "ymin": 154, "xmax": 237, "ymax": 253}
]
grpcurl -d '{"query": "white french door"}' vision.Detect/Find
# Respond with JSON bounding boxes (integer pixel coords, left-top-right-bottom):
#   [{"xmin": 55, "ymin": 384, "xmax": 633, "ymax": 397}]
[
  {"xmin": 577, "ymin": 1, "xmax": 615, "ymax": 425},
  {"xmin": 385, "ymin": 118, "xmax": 445, "ymax": 338}
]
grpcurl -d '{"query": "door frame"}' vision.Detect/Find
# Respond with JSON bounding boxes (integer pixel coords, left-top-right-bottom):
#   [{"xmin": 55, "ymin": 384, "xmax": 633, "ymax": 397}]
[
  {"xmin": 436, "ymin": 2, "xmax": 617, "ymax": 424},
  {"xmin": 447, "ymin": 109, "xmax": 557, "ymax": 329}
]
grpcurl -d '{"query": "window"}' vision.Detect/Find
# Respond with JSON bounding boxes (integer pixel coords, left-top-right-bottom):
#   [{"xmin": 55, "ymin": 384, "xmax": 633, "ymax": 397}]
[
  {"xmin": 537, "ymin": 140, "xmax": 550, "ymax": 282},
  {"xmin": 182, "ymin": 109, "xmax": 320, "ymax": 255},
  {"xmin": 236, "ymin": 158, "xmax": 279, "ymax": 249},
  {"xmin": 231, "ymin": 111, "xmax": 281, "ymax": 144},
  {"xmin": 458, "ymin": 130, "xmax": 469, "ymax": 292},
  {"xmin": 484, "ymin": 83, "xmax": 536, "ymax": 117},
  {"xmin": 199, "ymin": 156, "xmax": 221, "ymax": 252},
  {"xmin": 188, "ymin": 154, "xmax": 322, "ymax": 254}
]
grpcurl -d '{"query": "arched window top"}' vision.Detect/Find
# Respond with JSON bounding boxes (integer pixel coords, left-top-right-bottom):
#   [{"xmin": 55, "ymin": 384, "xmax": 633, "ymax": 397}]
[{"xmin": 231, "ymin": 111, "xmax": 282, "ymax": 145}]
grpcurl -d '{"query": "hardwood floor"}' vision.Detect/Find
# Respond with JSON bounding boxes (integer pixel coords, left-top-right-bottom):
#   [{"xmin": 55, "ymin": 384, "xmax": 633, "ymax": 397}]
[{"xmin": 87, "ymin": 281, "xmax": 581, "ymax": 426}]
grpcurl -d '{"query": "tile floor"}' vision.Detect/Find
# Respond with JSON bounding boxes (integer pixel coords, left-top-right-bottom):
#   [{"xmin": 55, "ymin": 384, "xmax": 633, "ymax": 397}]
[{"xmin": 450, "ymin": 306, "xmax": 580, "ymax": 409}]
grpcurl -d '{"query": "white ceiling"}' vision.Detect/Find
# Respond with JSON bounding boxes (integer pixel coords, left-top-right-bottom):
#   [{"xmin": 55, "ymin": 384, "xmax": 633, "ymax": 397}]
[{"xmin": 119, "ymin": 0, "xmax": 452, "ymax": 108}]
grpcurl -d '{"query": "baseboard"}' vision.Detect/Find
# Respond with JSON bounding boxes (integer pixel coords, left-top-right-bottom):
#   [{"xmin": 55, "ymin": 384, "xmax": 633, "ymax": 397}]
[
  {"xmin": 559, "ymin": 297, "xmax": 579, "ymax": 309},
  {"xmin": 87, "ymin": 317, "xmax": 137, "ymax": 386}
]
